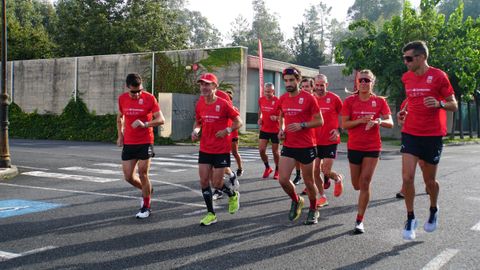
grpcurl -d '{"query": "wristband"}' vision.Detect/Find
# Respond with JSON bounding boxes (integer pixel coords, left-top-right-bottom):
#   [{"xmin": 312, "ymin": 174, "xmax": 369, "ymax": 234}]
[
  {"xmin": 144, "ymin": 121, "xmax": 149, "ymax": 128},
  {"xmin": 300, "ymin": 122, "xmax": 307, "ymax": 129},
  {"xmin": 439, "ymin": 101, "xmax": 445, "ymax": 109},
  {"xmin": 226, "ymin": 127, "xmax": 232, "ymax": 134},
  {"xmin": 376, "ymin": 118, "xmax": 382, "ymax": 125}
]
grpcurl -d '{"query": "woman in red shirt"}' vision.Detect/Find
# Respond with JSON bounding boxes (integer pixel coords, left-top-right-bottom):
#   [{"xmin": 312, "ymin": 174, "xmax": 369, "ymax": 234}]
[{"xmin": 341, "ymin": 69, "xmax": 393, "ymax": 234}]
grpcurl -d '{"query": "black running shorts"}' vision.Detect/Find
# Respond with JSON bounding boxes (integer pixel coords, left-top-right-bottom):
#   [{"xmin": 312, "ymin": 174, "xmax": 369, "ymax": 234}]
[
  {"xmin": 198, "ymin": 151, "xmax": 231, "ymax": 168},
  {"xmin": 281, "ymin": 146, "xmax": 317, "ymax": 164},
  {"xmin": 316, "ymin": 144, "xmax": 338, "ymax": 159},
  {"xmin": 122, "ymin": 144, "xmax": 155, "ymax": 161},
  {"xmin": 259, "ymin": 131, "xmax": 280, "ymax": 144},
  {"xmin": 347, "ymin": 149, "xmax": 380, "ymax": 165},
  {"xmin": 400, "ymin": 132, "xmax": 443, "ymax": 165}
]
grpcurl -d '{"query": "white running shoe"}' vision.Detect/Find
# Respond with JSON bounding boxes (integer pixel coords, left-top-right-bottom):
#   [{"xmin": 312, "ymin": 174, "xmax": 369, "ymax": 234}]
[
  {"xmin": 403, "ymin": 219, "xmax": 417, "ymax": 240},
  {"xmin": 136, "ymin": 207, "xmax": 151, "ymax": 219},
  {"xmin": 424, "ymin": 207, "xmax": 439, "ymax": 233},
  {"xmin": 354, "ymin": 221, "xmax": 365, "ymax": 234}
]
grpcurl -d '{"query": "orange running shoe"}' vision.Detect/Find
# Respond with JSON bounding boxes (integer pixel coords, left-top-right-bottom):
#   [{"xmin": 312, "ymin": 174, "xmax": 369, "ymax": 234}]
[
  {"xmin": 262, "ymin": 167, "xmax": 273, "ymax": 178},
  {"xmin": 273, "ymin": 170, "xmax": 279, "ymax": 180},
  {"xmin": 334, "ymin": 174, "xmax": 344, "ymax": 197},
  {"xmin": 316, "ymin": 196, "xmax": 329, "ymax": 208}
]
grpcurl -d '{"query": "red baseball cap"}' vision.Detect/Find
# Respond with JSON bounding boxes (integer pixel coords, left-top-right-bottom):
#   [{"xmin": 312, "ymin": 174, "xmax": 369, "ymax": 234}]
[{"xmin": 197, "ymin": 73, "xmax": 218, "ymax": 86}]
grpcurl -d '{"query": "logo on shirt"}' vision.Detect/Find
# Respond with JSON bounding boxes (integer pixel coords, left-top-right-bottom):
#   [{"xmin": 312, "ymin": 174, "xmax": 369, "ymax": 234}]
[
  {"xmin": 272, "ymin": 101, "xmax": 275, "ymax": 105},
  {"xmin": 215, "ymin": 105, "xmax": 220, "ymax": 112},
  {"xmin": 139, "ymin": 99, "xmax": 144, "ymax": 105},
  {"xmin": 299, "ymin": 98, "xmax": 304, "ymax": 105},
  {"xmin": 326, "ymin": 98, "xmax": 331, "ymax": 103},
  {"xmin": 427, "ymin": 76, "xmax": 433, "ymax": 84},
  {"xmin": 372, "ymin": 101, "xmax": 376, "ymax": 107}
]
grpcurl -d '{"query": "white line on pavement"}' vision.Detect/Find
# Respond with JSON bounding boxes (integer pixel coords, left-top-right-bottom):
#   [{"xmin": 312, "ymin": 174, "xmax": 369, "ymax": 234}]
[
  {"xmin": 0, "ymin": 246, "xmax": 57, "ymax": 261},
  {"xmin": 150, "ymin": 161, "xmax": 198, "ymax": 168},
  {"xmin": 59, "ymin": 166, "xmax": 121, "ymax": 175},
  {"xmin": 471, "ymin": 220, "xmax": 480, "ymax": 231},
  {"xmin": 17, "ymin": 166, "xmax": 49, "ymax": 171},
  {"xmin": 152, "ymin": 157, "xmax": 197, "ymax": 163},
  {"xmin": 93, "ymin": 163, "xmax": 121, "ymax": 168},
  {"xmin": 421, "ymin": 248, "xmax": 459, "ymax": 270},
  {"xmin": 22, "ymin": 171, "xmax": 119, "ymax": 183},
  {"xmin": 0, "ymin": 183, "xmax": 205, "ymax": 208},
  {"xmin": 162, "ymin": 169, "xmax": 187, "ymax": 173},
  {"xmin": 150, "ymin": 180, "xmax": 202, "ymax": 195}
]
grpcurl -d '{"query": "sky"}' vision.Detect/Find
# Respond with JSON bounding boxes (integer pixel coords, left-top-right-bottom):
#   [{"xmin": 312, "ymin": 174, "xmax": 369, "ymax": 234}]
[{"xmin": 187, "ymin": 0, "xmax": 421, "ymax": 42}]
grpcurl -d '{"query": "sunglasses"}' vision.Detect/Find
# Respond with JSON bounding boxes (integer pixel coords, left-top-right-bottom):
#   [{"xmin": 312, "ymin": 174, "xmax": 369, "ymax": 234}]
[
  {"xmin": 402, "ymin": 55, "xmax": 420, "ymax": 62},
  {"xmin": 358, "ymin": 78, "xmax": 372, "ymax": 83},
  {"xmin": 282, "ymin": 68, "xmax": 300, "ymax": 76},
  {"xmin": 129, "ymin": 89, "xmax": 142, "ymax": 94}
]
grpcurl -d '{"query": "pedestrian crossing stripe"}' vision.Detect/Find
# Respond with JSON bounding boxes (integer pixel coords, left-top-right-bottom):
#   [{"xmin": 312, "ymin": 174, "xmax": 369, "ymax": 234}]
[{"xmin": 22, "ymin": 171, "xmax": 119, "ymax": 183}]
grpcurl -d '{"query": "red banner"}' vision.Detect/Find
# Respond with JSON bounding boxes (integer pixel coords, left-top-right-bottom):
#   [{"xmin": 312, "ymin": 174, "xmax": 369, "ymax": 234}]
[{"xmin": 258, "ymin": 39, "xmax": 264, "ymax": 97}]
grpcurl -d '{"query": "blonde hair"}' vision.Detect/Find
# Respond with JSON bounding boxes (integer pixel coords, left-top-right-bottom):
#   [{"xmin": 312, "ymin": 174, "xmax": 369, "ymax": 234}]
[{"xmin": 358, "ymin": 69, "xmax": 376, "ymax": 83}]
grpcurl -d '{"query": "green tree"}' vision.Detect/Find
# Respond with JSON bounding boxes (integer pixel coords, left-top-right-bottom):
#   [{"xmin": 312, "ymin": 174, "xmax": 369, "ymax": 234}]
[
  {"xmin": 336, "ymin": 0, "xmax": 480, "ymax": 137},
  {"xmin": 438, "ymin": 0, "xmax": 479, "ymax": 20},
  {"xmin": 53, "ymin": 0, "xmax": 188, "ymax": 57},
  {"xmin": 228, "ymin": 15, "xmax": 252, "ymax": 46},
  {"xmin": 177, "ymin": 10, "xmax": 223, "ymax": 49},
  {"xmin": 4, "ymin": 0, "xmax": 56, "ymax": 60},
  {"xmin": 348, "ymin": 0, "xmax": 403, "ymax": 21}
]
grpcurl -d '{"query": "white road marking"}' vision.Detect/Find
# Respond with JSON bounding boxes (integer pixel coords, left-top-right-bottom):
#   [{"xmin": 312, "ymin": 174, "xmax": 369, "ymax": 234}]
[
  {"xmin": 0, "ymin": 183, "xmax": 205, "ymax": 208},
  {"xmin": 22, "ymin": 171, "xmax": 119, "ymax": 183},
  {"xmin": 93, "ymin": 163, "xmax": 120, "ymax": 168},
  {"xmin": 0, "ymin": 206, "xmax": 30, "ymax": 212},
  {"xmin": 421, "ymin": 248, "xmax": 459, "ymax": 270},
  {"xmin": 162, "ymin": 169, "xmax": 187, "ymax": 173},
  {"xmin": 466, "ymin": 197, "xmax": 480, "ymax": 202},
  {"xmin": 17, "ymin": 165, "xmax": 49, "ymax": 171},
  {"xmin": 150, "ymin": 180, "xmax": 202, "ymax": 195},
  {"xmin": 150, "ymin": 161, "xmax": 198, "ymax": 168},
  {"xmin": 60, "ymin": 166, "xmax": 121, "ymax": 175},
  {"xmin": 152, "ymin": 157, "xmax": 197, "ymax": 163},
  {"xmin": 0, "ymin": 246, "xmax": 57, "ymax": 260},
  {"xmin": 471, "ymin": 220, "xmax": 480, "ymax": 231}
]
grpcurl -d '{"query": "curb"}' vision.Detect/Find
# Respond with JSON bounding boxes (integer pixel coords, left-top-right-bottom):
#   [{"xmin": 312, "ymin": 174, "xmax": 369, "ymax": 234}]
[{"xmin": 0, "ymin": 165, "xmax": 19, "ymax": 180}]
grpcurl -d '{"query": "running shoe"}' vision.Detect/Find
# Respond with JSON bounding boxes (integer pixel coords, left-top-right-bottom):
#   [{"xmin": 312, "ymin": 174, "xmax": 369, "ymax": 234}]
[
  {"xmin": 236, "ymin": 168, "xmax": 244, "ymax": 177},
  {"xmin": 353, "ymin": 221, "xmax": 365, "ymax": 234},
  {"xmin": 303, "ymin": 209, "xmax": 319, "ymax": 225},
  {"xmin": 300, "ymin": 187, "xmax": 307, "ymax": 195},
  {"xmin": 229, "ymin": 172, "xmax": 239, "ymax": 189},
  {"xmin": 273, "ymin": 170, "xmax": 279, "ymax": 180},
  {"xmin": 212, "ymin": 189, "xmax": 223, "ymax": 200},
  {"xmin": 292, "ymin": 174, "xmax": 302, "ymax": 185},
  {"xmin": 316, "ymin": 196, "xmax": 329, "ymax": 208},
  {"xmin": 135, "ymin": 207, "xmax": 151, "ymax": 219},
  {"xmin": 323, "ymin": 177, "xmax": 331, "ymax": 189},
  {"xmin": 262, "ymin": 167, "xmax": 273, "ymax": 178},
  {"xmin": 228, "ymin": 191, "xmax": 240, "ymax": 214},
  {"xmin": 288, "ymin": 196, "xmax": 304, "ymax": 221},
  {"xmin": 402, "ymin": 218, "xmax": 417, "ymax": 240},
  {"xmin": 424, "ymin": 207, "xmax": 439, "ymax": 233},
  {"xmin": 200, "ymin": 212, "xmax": 217, "ymax": 226},
  {"xmin": 396, "ymin": 192, "xmax": 405, "ymax": 199},
  {"xmin": 333, "ymin": 174, "xmax": 344, "ymax": 197}
]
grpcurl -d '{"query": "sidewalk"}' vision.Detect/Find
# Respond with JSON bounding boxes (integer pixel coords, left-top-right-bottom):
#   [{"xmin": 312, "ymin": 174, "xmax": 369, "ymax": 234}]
[{"xmin": 0, "ymin": 166, "xmax": 19, "ymax": 180}]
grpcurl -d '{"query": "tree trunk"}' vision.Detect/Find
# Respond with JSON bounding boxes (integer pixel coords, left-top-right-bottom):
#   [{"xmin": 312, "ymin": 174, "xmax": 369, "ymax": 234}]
[{"xmin": 459, "ymin": 99, "xmax": 464, "ymax": 139}]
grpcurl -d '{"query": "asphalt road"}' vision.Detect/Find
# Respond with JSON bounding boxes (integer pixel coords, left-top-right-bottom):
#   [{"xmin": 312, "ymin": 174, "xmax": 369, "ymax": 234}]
[{"xmin": 0, "ymin": 139, "xmax": 479, "ymax": 270}]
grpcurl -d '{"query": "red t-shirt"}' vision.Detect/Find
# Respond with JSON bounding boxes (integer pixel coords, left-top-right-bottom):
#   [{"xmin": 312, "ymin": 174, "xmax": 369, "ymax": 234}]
[
  {"xmin": 315, "ymin": 92, "xmax": 342, "ymax": 145},
  {"xmin": 258, "ymin": 96, "xmax": 280, "ymax": 133},
  {"xmin": 341, "ymin": 94, "xmax": 391, "ymax": 151},
  {"xmin": 196, "ymin": 97, "xmax": 239, "ymax": 154},
  {"xmin": 401, "ymin": 67, "xmax": 454, "ymax": 136},
  {"xmin": 278, "ymin": 91, "xmax": 320, "ymax": 148},
  {"xmin": 118, "ymin": 91, "xmax": 160, "ymax": 145}
]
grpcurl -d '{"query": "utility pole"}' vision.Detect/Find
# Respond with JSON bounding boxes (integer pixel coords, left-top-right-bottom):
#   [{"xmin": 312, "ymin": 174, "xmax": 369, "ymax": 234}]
[{"xmin": 0, "ymin": 0, "xmax": 11, "ymax": 168}]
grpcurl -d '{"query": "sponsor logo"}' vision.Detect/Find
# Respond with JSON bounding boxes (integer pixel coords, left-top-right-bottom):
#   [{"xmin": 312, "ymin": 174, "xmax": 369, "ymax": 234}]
[
  {"xmin": 326, "ymin": 98, "xmax": 331, "ymax": 103},
  {"xmin": 427, "ymin": 76, "xmax": 433, "ymax": 84},
  {"xmin": 139, "ymin": 99, "xmax": 144, "ymax": 105},
  {"xmin": 372, "ymin": 100, "xmax": 376, "ymax": 107},
  {"xmin": 299, "ymin": 98, "xmax": 304, "ymax": 104},
  {"xmin": 215, "ymin": 105, "xmax": 220, "ymax": 112}
]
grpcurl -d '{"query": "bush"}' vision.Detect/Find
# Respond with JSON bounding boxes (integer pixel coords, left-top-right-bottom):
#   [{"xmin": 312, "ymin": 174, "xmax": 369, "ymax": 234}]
[{"xmin": 9, "ymin": 98, "xmax": 173, "ymax": 145}]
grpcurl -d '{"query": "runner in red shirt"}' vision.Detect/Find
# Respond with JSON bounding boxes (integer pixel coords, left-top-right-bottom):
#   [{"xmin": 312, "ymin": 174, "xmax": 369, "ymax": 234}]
[
  {"xmin": 399, "ymin": 41, "xmax": 458, "ymax": 240},
  {"xmin": 307, "ymin": 74, "xmax": 344, "ymax": 208},
  {"xmin": 258, "ymin": 82, "xmax": 280, "ymax": 179},
  {"xmin": 117, "ymin": 73, "xmax": 165, "ymax": 219},
  {"xmin": 341, "ymin": 69, "xmax": 393, "ymax": 234},
  {"xmin": 191, "ymin": 73, "xmax": 242, "ymax": 226},
  {"xmin": 278, "ymin": 67, "xmax": 323, "ymax": 225},
  {"xmin": 225, "ymin": 90, "xmax": 244, "ymax": 177}
]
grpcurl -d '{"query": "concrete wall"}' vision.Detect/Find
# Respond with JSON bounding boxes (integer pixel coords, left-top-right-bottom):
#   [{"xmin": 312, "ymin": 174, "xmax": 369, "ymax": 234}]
[{"xmin": 157, "ymin": 93, "xmax": 198, "ymax": 140}]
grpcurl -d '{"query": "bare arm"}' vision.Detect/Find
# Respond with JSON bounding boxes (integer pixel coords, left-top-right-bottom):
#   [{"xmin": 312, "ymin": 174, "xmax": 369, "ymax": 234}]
[{"xmin": 116, "ymin": 112, "xmax": 124, "ymax": 147}]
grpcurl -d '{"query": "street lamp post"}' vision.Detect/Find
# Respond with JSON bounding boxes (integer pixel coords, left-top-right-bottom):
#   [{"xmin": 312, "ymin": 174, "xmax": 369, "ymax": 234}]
[{"xmin": 0, "ymin": 0, "xmax": 11, "ymax": 168}]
